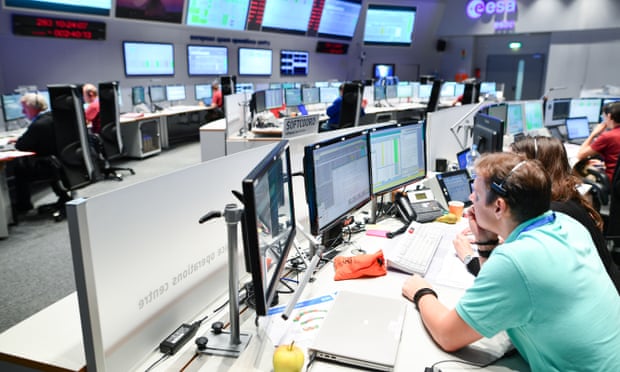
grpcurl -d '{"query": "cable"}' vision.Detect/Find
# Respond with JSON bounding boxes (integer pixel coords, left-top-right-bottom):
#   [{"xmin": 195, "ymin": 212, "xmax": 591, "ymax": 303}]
[{"xmin": 143, "ymin": 353, "xmax": 170, "ymax": 372}]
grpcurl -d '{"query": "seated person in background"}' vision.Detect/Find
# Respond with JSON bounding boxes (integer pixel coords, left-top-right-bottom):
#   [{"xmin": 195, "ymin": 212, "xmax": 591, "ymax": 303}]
[
  {"xmin": 323, "ymin": 84, "xmax": 366, "ymax": 131},
  {"xmin": 454, "ymin": 136, "xmax": 620, "ymax": 292},
  {"xmin": 11, "ymin": 93, "xmax": 71, "ymax": 213},
  {"xmin": 206, "ymin": 81, "xmax": 224, "ymax": 121},
  {"xmin": 82, "ymin": 83, "xmax": 101, "ymax": 133},
  {"xmin": 402, "ymin": 152, "xmax": 620, "ymax": 371},
  {"xmin": 576, "ymin": 101, "xmax": 620, "ymax": 182}
]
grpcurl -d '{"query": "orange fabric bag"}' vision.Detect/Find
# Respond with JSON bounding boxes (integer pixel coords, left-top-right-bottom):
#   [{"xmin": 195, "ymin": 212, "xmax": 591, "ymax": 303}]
[{"xmin": 333, "ymin": 250, "xmax": 387, "ymax": 281}]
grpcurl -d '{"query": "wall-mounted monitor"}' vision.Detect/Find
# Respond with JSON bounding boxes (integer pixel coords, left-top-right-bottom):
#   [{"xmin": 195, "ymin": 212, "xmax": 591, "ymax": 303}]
[
  {"xmin": 303, "ymin": 130, "xmax": 371, "ymax": 236},
  {"xmin": 235, "ymin": 83, "xmax": 254, "ymax": 94},
  {"xmin": 373, "ymin": 63, "xmax": 395, "ymax": 80},
  {"xmin": 261, "ymin": 0, "xmax": 313, "ymax": 34},
  {"xmin": 1, "ymin": 93, "xmax": 25, "ymax": 122},
  {"xmin": 5, "ymin": 0, "xmax": 111, "ymax": 15},
  {"xmin": 187, "ymin": 45, "xmax": 228, "ymax": 76},
  {"xmin": 316, "ymin": 0, "xmax": 362, "ymax": 40},
  {"xmin": 242, "ymin": 140, "xmax": 296, "ymax": 316},
  {"xmin": 472, "ymin": 112, "xmax": 504, "ymax": 154},
  {"xmin": 363, "ymin": 5, "xmax": 416, "ymax": 46},
  {"xmin": 165, "ymin": 84, "xmax": 186, "ymax": 102},
  {"xmin": 116, "ymin": 0, "xmax": 183, "ymax": 23},
  {"xmin": 148, "ymin": 85, "xmax": 166, "ymax": 103},
  {"xmin": 131, "ymin": 86, "xmax": 145, "ymax": 106},
  {"xmin": 186, "ymin": 0, "xmax": 250, "ymax": 30},
  {"xmin": 369, "ymin": 121, "xmax": 426, "ymax": 196},
  {"xmin": 238, "ymin": 48, "xmax": 273, "ymax": 76},
  {"xmin": 123, "ymin": 41, "xmax": 174, "ymax": 77},
  {"xmin": 302, "ymin": 87, "xmax": 320, "ymax": 105},
  {"xmin": 280, "ymin": 50, "xmax": 309, "ymax": 76}
]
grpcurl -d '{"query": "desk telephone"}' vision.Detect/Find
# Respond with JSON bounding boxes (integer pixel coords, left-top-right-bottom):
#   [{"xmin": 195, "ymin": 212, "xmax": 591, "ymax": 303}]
[{"xmin": 395, "ymin": 191, "xmax": 445, "ymax": 223}]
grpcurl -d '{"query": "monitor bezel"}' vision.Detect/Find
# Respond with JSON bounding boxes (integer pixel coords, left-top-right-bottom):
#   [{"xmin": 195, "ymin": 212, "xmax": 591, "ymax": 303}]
[
  {"xmin": 241, "ymin": 140, "xmax": 296, "ymax": 316},
  {"xmin": 122, "ymin": 41, "xmax": 175, "ymax": 77},
  {"xmin": 471, "ymin": 112, "xmax": 505, "ymax": 154},
  {"xmin": 186, "ymin": 44, "xmax": 229, "ymax": 76},
  {"xmin": 238, "ymin": 47, "xmax": 273, "ymax": 76}
]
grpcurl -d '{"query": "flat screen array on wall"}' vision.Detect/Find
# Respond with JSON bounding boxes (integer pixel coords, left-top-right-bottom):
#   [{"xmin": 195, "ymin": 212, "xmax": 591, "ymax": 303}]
[
  {"xmin": 116, "ymin": 0, "xmax": 184, "ymax": 23},
  {"xmin": 187, "ymin": 45, "xmax": 228, "ymax": 76},
  {"xmin": 123, "ymin": 41, "xmax": 175, "ymax": 77},
  {"xmin": 363, "ymin": 4, "xmax": 416, "ymax": 46},
  {"xmin": 238, "ymin": 47, "xmax": 272, "ymax": 76}
]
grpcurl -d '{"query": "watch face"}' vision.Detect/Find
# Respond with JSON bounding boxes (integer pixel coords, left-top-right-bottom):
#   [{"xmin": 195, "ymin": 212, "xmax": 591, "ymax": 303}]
[{"xmin": 463, "ymin": 254, "xmax": 473, "ymax": 265}]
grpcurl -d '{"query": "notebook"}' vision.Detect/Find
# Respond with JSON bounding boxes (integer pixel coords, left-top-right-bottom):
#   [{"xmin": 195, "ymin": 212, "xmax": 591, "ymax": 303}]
[
  {"xmin": 565, "ymin": 116, "xmax": 590, "ymax": 144},
  {"xmin": 308, "ymin": 291, "xmax": 406, "ymax": 371}
]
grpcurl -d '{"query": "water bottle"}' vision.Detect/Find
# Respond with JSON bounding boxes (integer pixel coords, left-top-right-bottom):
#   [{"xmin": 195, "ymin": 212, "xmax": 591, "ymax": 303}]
[{"xmin": 466, "ymin": 144, "xmax": 480, "ymax": 179}]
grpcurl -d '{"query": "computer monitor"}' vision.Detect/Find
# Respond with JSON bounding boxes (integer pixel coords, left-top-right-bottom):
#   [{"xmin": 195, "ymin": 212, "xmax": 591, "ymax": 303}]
[
  {"xmin": 373, "ymin": 85, "xmax": 386, "ymax": 101},
  {"xmin": 396, "ymin": 84, "xmax": 413, "ymax": 99},
  {"xmin": 251, "ymin": 90, "xmax": 266, "ymax": 114},
  {"xmin": 241, "ymin": 140, "xmax": 296, "ymax": 316},
  {"xmin": 440, "ymin": 82, "xmax": 456, "ymax": 98},
  {"xmin": 302, "ymin": 87, "xmax": 320, "ymax": 105},
  {"xmin": 319, "ymin": 86, "xmax": 339, "ymax": 103},
  {"xmin": 565, "ymin": 116, "xmax": 591, "ymax": 141},
  {"xmin": 369, "ymin": 121, "xmax": 426, "ymax": 195},
  {"xmin": 131, "ymin": 86, "xmax": 145, "ymax": 106},
  {"xmin": 373, "ymin": 63, "xmax": 395, "ymax": 80},
  {"xmin": 148, "ymin": 85, "xmax": 166, "ymax": 103},
  {"xmin": 471, "ymin": 112, "xmax": 504, "ymax": 154},
  {"xmin": 235, "ymin": 83, "xmax": 254, "ymax": 94},
  {"xmin": 418, "ymin": 84, "xmax": 432, "ymax": 100},
  {"xmin": 569, "ymin": 98, "xmax": 602, "ymax": 123},
  {"xmin": 194, "ymin": 83, "xmax": 212, "ymax": 104},
  {"xmin": 303, "ymin": 130, "xmax": 371, "ymax": 236},
  {"xmin": 1, "ymin": 93, "xmax": 25, "ymax": 122},
  {"xmin": 265, "ymin": 89, "xmax": 283, "ymax": 109},
  {"xmin": 122, "ymin": 41, "xmax": 174, "ymax": 77},
  {"xmin": 280, "ymin": 50, "xmax": 309, "ymax": 76},
  {"xmin": 506, "ymin": 102, "xmax": 525, "ymax": 135},
  {"xmin": 165, "ymin": 84, "xmax": 186, "ymax": 102},
  {"xmin": 187, "ymin": 44, "xmax": 228, "ymax": 76},
  {"xmin": 238, "ymin": 47, "xmax": 273, "ymax": 76},
  {"xmin": 479, "ymin": 82, "xmax": 496, "ymax": 95},
  {"xmin": 284, "ymin": 88, "xmax": 302, "ymax": 107},
  {"xmin": 385, "ymin": 85, "xmax": 397, "ymax": 100},
  {"xmin": 545, "ymin": 98, "xmax": 571, "ymax": 126},
  {"xmin": 434, "ymin": 169, "xmax": 473, "ymax": 207},
  {"xmin": 523, "ymin": 100, "xmax": 544, "ymax": 131}
]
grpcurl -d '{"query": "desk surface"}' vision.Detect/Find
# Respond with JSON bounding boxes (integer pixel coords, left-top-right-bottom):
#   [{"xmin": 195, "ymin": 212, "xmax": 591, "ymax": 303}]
[
  {"xmin": 0, "ymin": 217, "xmax": 528, "ymax": 372},
  {"xmin": 120, "ymin": 105, "xmax": 209, "ymax": 123}
]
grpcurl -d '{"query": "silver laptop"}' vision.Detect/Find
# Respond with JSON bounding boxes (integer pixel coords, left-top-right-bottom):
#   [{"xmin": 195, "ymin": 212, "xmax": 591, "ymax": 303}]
[
  {"xmin": 309, "ymin": 291, "xmax": 407, "ymax": 371},
  {"xmin": 565, "ymin": 116, "xmax": 590, "ymax": 144}
]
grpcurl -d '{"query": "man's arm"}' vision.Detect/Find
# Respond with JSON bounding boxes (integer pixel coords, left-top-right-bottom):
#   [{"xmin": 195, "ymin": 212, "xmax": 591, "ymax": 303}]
[{"xmin": 402, "ymin": 275, "xmax": 483, "ymax": 352}]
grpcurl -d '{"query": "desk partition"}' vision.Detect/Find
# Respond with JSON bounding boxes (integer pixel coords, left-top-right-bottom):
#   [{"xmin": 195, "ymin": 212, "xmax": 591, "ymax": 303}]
[{"xmin": 67, "ymin": 144, "xmax": 276, "ymax": 371}]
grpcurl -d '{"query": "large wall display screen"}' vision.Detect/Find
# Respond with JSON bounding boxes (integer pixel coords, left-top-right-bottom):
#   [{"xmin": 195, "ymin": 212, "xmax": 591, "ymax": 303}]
[
  {"xmin": 186, "ymin": 0, "xmax": 251, "ymax": 30},
  {"xmin": 5, "ymin": 0, "xmax": 111, "ymax": 15}
]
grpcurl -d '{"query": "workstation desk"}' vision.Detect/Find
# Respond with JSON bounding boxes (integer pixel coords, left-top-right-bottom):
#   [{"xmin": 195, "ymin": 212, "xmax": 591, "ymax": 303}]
[
  {"xmin": 120, "ymin": 105, "xmax": 210, "ymax": 158},
  {"xmin": 0, "ymin": 217, "xmax": 527, "ymax": 372}
]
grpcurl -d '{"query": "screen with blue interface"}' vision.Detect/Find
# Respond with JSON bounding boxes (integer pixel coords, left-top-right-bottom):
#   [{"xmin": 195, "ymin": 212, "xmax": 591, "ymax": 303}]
[
  {"xmin": 385, "ymin": 85, "xmax": 397, "ymax": 100},
  {"xmin": 369, "ymin": 122, "xmax": 426, "ymax": 195},
  {"xmin": 186, "ymin": 0, "xmax": 250, "ymax": 30},
  {"xmin": 194, "ymin": 84, "xmax": 212, "ymax": 101},
  {"xmin": 1, "ymin": 94, "xmax": 25, "ymax": 122},
  {"xmin": 187, "ymin": 45, "xmax": 228, "ymax": 76},
  {"xmin": 280, "ymin": 50, "xmax": 309, "ymax": 76},
  {"xmin": 523, "ymin": 101, "xmax": 544, "ymax": 131}
]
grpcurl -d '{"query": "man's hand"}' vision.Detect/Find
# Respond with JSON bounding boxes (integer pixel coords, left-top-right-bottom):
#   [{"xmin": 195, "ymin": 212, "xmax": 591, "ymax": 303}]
[{"xmin": 402, "ymin": 274, "xmax": 431, "ymax": 302}]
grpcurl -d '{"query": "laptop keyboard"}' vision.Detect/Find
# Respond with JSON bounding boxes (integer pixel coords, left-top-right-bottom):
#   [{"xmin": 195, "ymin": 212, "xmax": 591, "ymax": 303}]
[{"xmin": 386, "ymin": 222, "xmax": 444, "ymax": 275}]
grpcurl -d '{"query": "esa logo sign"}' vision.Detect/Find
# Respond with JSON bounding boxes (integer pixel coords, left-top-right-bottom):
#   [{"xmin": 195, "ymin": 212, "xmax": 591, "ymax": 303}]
[{"xmin": 467, "ymin": 0, "xmax": 517, "ymax": 19}]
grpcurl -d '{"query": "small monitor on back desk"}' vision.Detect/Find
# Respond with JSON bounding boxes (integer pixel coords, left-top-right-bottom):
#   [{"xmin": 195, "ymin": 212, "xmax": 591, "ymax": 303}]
[{"xmin": 424, "ymin": 169, "xmax": 472, "ymax": 210}]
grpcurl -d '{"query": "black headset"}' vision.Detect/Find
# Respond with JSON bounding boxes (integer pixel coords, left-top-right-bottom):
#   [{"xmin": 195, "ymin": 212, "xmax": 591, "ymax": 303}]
[{"xmin": 490, "ymin": 161, "xmax": 526, "ymax": 197}]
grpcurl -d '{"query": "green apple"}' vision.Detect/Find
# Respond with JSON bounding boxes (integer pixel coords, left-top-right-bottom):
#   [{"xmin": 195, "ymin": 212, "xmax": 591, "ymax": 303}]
[{"xmin": 273, "ymin": 341, "xmax": 304, "ymax": 372}]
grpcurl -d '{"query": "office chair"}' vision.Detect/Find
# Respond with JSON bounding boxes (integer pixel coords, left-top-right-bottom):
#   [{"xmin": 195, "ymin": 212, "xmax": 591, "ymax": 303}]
[
  {"xmin": 98, "ymin": 81, "xmax": 135, "ymax": 180},
  {"xmin": 604, "ymin": 153, "xmax": 620, "ymax": 265},
  {"xmin": 339, "ymin": 82, "xmax": 363, "ymax": 129},
  {"xmin": 573, "ymin": 156, "xmax": 610, "ymax": 212},
  {"xmin": 424, "ymin": 79, "xmax": 444, "ymax": 115}
]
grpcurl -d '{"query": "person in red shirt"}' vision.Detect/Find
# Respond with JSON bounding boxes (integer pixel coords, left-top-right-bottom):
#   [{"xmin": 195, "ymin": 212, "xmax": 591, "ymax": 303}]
[
  {"xmin": 206, "ymin": 81, "xmax": 224, "ymax": 121},
  {"xmin": 82, "ymin": 83, "xmax": 101, "ymax": 133},
  {"xmin": 577, "ymin": 102, "xmax": 620, "ymax": 182}
]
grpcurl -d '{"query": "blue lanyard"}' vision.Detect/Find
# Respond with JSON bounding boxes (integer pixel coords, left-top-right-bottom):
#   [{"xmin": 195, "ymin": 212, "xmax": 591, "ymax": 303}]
[{"xmin": 519, "ymin": 212, "xmax": 556, "ymax": 236}]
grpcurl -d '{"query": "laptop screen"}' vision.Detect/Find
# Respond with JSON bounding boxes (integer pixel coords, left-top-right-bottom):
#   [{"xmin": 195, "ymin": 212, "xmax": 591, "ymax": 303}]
[
  {"xmin": 565, "ymin": 116, "xmax": 590, "ymax": 140},
  {"xmin": 457, "ymin": 148, "xmax": 470, "ymax": 170}
]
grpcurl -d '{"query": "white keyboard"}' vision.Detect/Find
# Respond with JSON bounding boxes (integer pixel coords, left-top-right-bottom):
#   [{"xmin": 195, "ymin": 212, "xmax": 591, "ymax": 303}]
[{"xmin": 386, "ymin": 222, "xmax": 444, "ymax": 275}]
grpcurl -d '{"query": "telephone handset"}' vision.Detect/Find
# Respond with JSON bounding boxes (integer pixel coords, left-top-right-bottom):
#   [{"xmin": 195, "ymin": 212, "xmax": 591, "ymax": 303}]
[{"xmin": 395, "ymin": 192, "xmax": 445, "ymax": 223}]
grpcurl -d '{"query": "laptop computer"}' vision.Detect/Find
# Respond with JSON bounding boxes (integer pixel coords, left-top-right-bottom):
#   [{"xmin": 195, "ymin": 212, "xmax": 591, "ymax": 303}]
[
  {"xmin": 565, "ymin": 116, "xmax": 590, "ymax": 144},
  {"xmin": 308, "ymin": 291, "xmax": 406, "ymax": 371},
  {"xmin": 457, "ymin": 148, "xmax": 470, "ymax": 170}
]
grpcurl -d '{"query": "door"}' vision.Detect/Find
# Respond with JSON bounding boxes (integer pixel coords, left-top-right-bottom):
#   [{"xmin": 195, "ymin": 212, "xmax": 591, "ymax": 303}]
[{"xmin": 486, "ymin": 54, "xmax": 545, "ymax": 101}]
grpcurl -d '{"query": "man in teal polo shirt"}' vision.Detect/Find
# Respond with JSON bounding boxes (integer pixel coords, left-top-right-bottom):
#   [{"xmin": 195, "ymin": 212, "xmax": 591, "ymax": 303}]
[{"xmin": 402, "ymin": 152, "xmax": 620, "ymax": 371}]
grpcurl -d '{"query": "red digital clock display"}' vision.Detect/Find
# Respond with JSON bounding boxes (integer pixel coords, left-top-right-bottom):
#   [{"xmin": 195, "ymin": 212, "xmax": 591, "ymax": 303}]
[
  {"xmin": 316, "ymin": 41, "xmax": 349, "ymax": 55},
  {"xmin": 12, "ymin": 14, "xmax": 106, "ymax": 40}
]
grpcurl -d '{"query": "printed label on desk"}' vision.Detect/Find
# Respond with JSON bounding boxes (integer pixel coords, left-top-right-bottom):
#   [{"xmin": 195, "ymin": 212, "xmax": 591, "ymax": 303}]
[{"xmin": 282, "ymin": 114, "xmax": 320, "ymax": 139}]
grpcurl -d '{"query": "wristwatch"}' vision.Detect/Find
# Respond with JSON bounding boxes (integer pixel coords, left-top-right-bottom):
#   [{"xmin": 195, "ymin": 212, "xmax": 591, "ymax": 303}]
[{"xmin": 463, "ymin": 254, "xmax": 474, "ymax": 265}]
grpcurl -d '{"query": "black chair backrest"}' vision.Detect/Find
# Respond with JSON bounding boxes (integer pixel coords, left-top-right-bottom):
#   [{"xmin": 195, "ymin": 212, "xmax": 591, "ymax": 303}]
[
  {"xmin": 607, "ymin": 153, "xmax": 620, "ymax": 236},
  {"xmin": 425, "ymin": 79, "xmax": 443, "ymax": 113},
  {"xmin": 48, "ymin": 84, "xmax": 100, "ymax": 189},
  {"xmin": 339, "ymin": 82, "xmax": 363, "ymax": 129},
  {"xmin": 462, "ymin": 81, "xmax": 481, "ymax": 105},
  {"xmin": 98, "ymin": 81, "xmax": 123, "ymax": 160}
]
